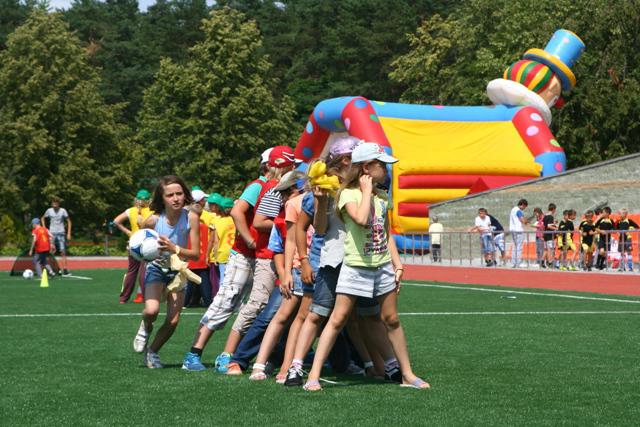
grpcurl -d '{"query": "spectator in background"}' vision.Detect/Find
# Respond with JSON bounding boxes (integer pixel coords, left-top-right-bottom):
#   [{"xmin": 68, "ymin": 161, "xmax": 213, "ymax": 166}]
[
  {"xmin": 488, "ymin": 212, "xmax": 506, "ymax": 266},
  {"xmin": 470, "ymin": 208, "xmax": 494, "ymax": 267},
  {"xmin": 543, "ymin": 203, "xmax": 558, "ymax": 269},
  {"xmin": 184, "ymin": 188, "xmax": 213, "ymax": 307},
  {"xmin": 616, "ymin": 208, "xmax": 638, "ymax": 272},
  {"xmin": 428, "ymin": 216, "xmax": 443, "ymax": 262},
  {"xmin": 579, "ymin": 210, "xmax": 596, "ymax": 271},
  {"xmin": 41, "ymin": 197, "xmax": 72, "ymax": 276},
  {"xmin": 113, "ymin": 189, "xmax": 154, "ymax": 304},
  {"xmin": 594, "ymin": 206, "xmax": 614, "ymax": 270},
  {"xmin": 557, "ymin": 209, "xmax": 578, "ymax": 271},
  {"xmin": 533, "ymin": 207, "xmax": 545, "ymax": 267},
  {"xmin": 28, "ymin": 218, "xmax": 56, "ymax": 278},
  {"xmin": 509, "ymin": 199, "xmax": 528, "ymax": 268}
]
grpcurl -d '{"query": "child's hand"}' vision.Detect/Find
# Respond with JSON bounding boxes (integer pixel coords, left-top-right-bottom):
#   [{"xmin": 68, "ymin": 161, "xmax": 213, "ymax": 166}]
[
  {"xmin": 301, "ymin": 259, "xmax": 314, "ymax": 284},
  {"xmin": 157, "ymin": 235, "xmax": 175, "ymax": 254},
  {"xmin": 359, "ymin": 175, "xmax": 373, "ymax": 194},
  {"xmin": 280, "ymin": 273, "xmax": 293, "ymax": 299},
  {"xmin": 394, "ymin": 267, "xmax": 403, "ymax": 293}
]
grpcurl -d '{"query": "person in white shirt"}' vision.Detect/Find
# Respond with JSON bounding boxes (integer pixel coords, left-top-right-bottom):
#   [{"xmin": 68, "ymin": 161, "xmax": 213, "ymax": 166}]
[
  {"xmin": 428, "ymin": 216, "xmax": 443, "ymax": 262},
  {"xmin": 509, "ymin": 199, "xmax": 529, "ymax": 267},
  {"xmin": 470, "ymin": 208, "xmax": 494, "ymax": 266},
  {"xmin": 41, "ymin": 197, "xmax": 72, "ymax": 275}
]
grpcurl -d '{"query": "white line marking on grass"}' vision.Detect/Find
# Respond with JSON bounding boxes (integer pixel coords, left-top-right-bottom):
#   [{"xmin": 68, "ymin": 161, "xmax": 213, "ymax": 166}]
[
  {"xmin": 61, "ymin": 275, "xmax": 93, "ymax": 280},
  {"xmin": 403, "ymin": 282, "xmax": 640, "ymax": 304},
  {"xmin": 1, "ymin": 311, "xmax": 639, "ymax": 319}
]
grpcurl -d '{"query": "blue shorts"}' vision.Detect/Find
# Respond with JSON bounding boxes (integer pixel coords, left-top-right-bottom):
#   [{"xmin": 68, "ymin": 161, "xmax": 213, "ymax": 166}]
[
  {"xmin": 52, "ymin": 233, "xmax": 67, "ymax": 253},
  {"xmin": 292, "ymin": 267, "xmax": 314, "ymax": 297},
  {"xmin": 144, "ymin": 263, "xmax": 178, "ymax": 287},
  {"xmin": 310, "ymin": 265, "xmax": 341, "ymax": 317},
  {"xmin": 493, "ymin": 233, "xmax": 505, "ymax": 252}
]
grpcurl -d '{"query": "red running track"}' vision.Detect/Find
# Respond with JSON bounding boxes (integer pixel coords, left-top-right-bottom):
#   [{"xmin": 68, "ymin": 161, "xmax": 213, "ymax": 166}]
[{"xmin": 404, "ymin": 264, "xmax": 640, "ymax": 296}]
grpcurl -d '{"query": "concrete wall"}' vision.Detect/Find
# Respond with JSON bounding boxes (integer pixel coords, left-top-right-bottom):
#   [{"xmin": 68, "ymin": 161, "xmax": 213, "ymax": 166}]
[{"xmin": 428, "ymin": 153, "xmax": 640, "ymax": 231}]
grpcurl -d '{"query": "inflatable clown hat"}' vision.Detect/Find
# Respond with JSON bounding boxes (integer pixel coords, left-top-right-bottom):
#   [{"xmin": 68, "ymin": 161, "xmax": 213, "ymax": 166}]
[{"xmin": 523, "ymin": 29, "xmax": 585, "ymax": 92}]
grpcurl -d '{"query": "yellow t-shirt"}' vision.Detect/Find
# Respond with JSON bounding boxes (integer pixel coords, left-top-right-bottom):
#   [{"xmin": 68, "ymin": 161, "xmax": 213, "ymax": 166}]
[
  {"xmin": 127, "ymin": 207, "xmax": 154, "ymax": 233},
  {"xmin": 200, "ymin": 210, "xmax": 218, "ymax": 227},
  {"xmin": 338, "ymin": 188, "xmax": 391, "ymax": 267},
  {"xmin": 211, "ymin": 216, "xmax": 236, "ymax": 263}
]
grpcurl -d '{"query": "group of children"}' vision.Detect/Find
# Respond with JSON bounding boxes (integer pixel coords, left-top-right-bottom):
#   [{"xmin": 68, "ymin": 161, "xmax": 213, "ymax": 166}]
[
  {"xmin": 532, "ymin": 204, "xmax": 637, "ymax": 271},
  {"xmin": 129, "ymin": 140, "xmax": 430, "ymax": 391}
]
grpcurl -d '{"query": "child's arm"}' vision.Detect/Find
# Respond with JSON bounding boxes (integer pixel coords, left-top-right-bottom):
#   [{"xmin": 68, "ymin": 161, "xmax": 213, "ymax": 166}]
[
  {"xmin": 273, "ymin": 253, "xmax": 286, "ymax": 293},
  {"xmin": 28, "ymin": 234, "xmax": 36, "ymax": 256},
  {"xmin": 141, "ymin": 214, "xmax": 158, "ymax": 230},
  {"xmin": 230, "ymin": 200, "xmax": 255, "ymax": 249},
  {"xmin": 296, "ymin": 211, "xmax": 314, "ymax": 284},
  {"xmin": 312, "ymin": 189, "xmax": 329, "ymax": 235},
  {"xmin": 113, "ymin": 210, "xmax": 132, "ymax": 236},
  {"xmin": 284, "ymin": 221, "xmax": 297, "ymax": 289},
  {"xmin": 253, "ymin": 213, "xmax": 275, "ymax": 233},
  {"xmin": 206, "ymin": 226, "xmax": 217, "ymax": 266},
  {"xmin": 343, "ymin": 176, "xmax": 373, "ymax": 226},
  {"xmin": 386, "ymin": 218, "xmax": 404, "ymax": 292}
]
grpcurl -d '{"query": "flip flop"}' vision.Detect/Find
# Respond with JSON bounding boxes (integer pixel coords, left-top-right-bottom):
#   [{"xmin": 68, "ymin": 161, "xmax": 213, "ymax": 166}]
[
  {"xmin": 303, "ymin": 380, "xmax": 322, "ymax": 392},
  {"xmin": 400, "ymin": 378, "xmax": 430, "ymax": 389}
]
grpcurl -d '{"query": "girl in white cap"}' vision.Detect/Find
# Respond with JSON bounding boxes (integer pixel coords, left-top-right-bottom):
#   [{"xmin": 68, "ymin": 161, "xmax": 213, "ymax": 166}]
[{"xmin": 303, "ymin": 142, "xmax": 430, "ymax": 391}]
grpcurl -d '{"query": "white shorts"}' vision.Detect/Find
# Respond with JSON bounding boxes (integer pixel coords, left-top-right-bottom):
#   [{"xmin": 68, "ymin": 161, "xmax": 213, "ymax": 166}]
[
  {"xmin": 544, "ymin": 240, "xmax": 555, "ymax": 249},
  {"xmin": 335, "ymin": 262, "xmax": 396, "ymax": 298}
]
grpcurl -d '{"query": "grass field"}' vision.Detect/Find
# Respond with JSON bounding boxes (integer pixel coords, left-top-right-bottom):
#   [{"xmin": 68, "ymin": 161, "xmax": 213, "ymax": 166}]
[{"xmin": 1, "ymin": 269, "xmax": 639, "ymax": 426}]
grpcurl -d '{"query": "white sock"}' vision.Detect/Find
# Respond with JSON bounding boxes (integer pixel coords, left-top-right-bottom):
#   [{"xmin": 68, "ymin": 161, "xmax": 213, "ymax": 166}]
[{"xmin": 292, "ymin": 358, "xmax": 303, "ymax": 368}]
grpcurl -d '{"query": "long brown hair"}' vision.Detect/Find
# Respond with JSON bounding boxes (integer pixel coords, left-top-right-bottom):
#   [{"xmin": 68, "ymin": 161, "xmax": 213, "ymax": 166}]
[
  {"xmin": 334, "ymin": 162, "xmax": 367, "ymax": 221},
  {"xmin": 150, "ymin": 175, "xmax": 193, "ymax": 214}
]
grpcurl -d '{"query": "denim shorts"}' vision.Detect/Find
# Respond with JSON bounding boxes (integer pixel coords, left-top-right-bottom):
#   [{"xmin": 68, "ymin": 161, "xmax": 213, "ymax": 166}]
[
  {"xmin": 310, "ymin": 265, "xmax": 341, "ymax": 317},
  {"xmin": 493, "ymin": 233, "xmax": 505, "ymax": 252},
  {"xmin": 480, "ymin": 235, "xmax": 494, "ymax": 254},
  {"xmin": 292, "ymin": 267, "xmax": 314, "ymax": 297},
  {"xmin": 52, "ymin": 233, "xmax": 67, "ymax": 252},
  {"xmin": 144, "ymin": 262, "xmax": 178, "ymax": 287}
]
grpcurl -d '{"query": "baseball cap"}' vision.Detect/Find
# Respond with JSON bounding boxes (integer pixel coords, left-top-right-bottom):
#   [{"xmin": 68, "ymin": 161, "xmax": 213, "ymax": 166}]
[
  {"xmin": 206, "ymin": 193, "xmax": 223, "ymax": 206},
  {"xmin": 135, "ymin": 189, "xmax": 151, "ymax": 200},
  {"xmin": 221, "ymin": 197, "xmax": 235, "ymax": 210},
  {"xmin": 31, "ymin": 218, "xmax": 40, "ymax": 225},
  {"xmin": 268, "ymin": 146, "xmax": 295, "ymax": 168},
  {"xmin": 260, "ymin": 147, "xmax": 274, "ymax": 164},
  {"xmin": 192, "ymin": 189, "xmax": 209, "ymax": 203},
  {"xmin": 329, "ymin": 136, "xmax": 360, "ymax": 157},
  {"xmin": 351, "ymin": 142, "xmax": 398, "ymax": 164},
  {"xmin": 274, "ymin": 171, "xmax": 306, "ymax": 192}
]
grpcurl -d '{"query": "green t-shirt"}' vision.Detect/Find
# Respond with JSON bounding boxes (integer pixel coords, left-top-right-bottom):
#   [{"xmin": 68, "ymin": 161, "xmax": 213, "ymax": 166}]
[{"xmin": 338, "ymin": 187, "xmax": 391, "ymax": 267}]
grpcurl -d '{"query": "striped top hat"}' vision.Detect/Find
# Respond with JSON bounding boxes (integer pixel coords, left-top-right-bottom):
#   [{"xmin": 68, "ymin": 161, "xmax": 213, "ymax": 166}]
[{"xmin": 523, "ymin": 29, "xmax": 585, "ymax": 92}]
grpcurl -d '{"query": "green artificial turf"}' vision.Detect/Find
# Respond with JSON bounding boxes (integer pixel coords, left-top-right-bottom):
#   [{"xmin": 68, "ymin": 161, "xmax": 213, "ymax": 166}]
[{"xmin": 1, "ymin": 270, "xmax": 639, "ymax": 426}]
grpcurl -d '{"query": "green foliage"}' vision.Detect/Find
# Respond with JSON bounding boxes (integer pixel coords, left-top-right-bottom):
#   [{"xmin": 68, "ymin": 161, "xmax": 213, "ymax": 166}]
[
  {"xmin": 137, "ymin": 7, "xmax": 297, "ymax": 195},
  {"xmin": 0, "ymin": 11, "xmax": 134, "ymax": 232},
  {"xmin": 390, "ymin": 0, "xmax": 640, "ymax": 167},
  {"xmin": 0, "ymin": 214, "xmax": 28, "ymax": 250}
]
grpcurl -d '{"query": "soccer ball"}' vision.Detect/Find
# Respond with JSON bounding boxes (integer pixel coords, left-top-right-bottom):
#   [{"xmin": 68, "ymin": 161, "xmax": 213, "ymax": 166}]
[
  {"xmin": 129, "ymin": 229, "xmax": 160, "ymax": 262},
  {"xmin": 23, "ymin": 269, "xmax": 34, "ymax": 280}
]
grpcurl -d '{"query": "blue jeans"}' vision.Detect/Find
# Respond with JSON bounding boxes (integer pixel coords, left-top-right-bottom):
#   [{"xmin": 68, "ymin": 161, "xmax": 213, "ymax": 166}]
[{"xmin": 230, "ymin": 287, "xmax": 283, "ymax": 370}]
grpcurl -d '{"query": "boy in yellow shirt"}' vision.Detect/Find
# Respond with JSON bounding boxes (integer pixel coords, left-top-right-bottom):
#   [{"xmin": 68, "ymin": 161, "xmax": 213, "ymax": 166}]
[{"xmin": 206, "ymin": 195, "xmax": 236, "ymax": 296}]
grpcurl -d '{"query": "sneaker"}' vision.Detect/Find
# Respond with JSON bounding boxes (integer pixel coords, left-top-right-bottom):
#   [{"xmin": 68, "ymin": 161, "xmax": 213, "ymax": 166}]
[
  {"xmin": 133, "ymin": 293, "xmax": 144, "ymax": 304},
  {"xmin": 132, "ymin": 322, "xmax": 149, "ymax": 353},
  {"xmin": 182, "ymin": 352, "xmax": 206, "ymax": 371},
  {"xmin": 63, "ymin": 269, "xmax": 71, "ymax": 276},
  {"xmin": 559, "ymin": 266, "xmax": 567, "ymax": 271},
  {"xmin": 284, "ymin": 365, "xmax": 304, "ymax": 387},
  {"xmin": 345, "ymin": 361, "xmax": 365, "ymax": 375},
  {"xmin": 226, "ymin": 362, "xmax": 243, "ymax": 376},
  {"xmin": 144, "ymin": 349, "xmax": 163, "ymax": 369},
  {"xmin": 384, "ymin": 365, "xmax": 403, "ymax": 383},
  {"xmin": 214, "ymin": 352, "xmax": 232, "ymax": 373}
]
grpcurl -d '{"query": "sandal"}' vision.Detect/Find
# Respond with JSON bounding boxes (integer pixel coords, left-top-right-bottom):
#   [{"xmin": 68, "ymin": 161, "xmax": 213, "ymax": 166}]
[
  {"xmin": 249, "ymin": 363, "xmax": 267, "ymax": 381},
  {"xmin": 400, "ymin": 377, "xmax": 430, "ymax": 389},
  {"xmin": 303, "ymin": 379, "xmax": 322, "ymax": 391}
]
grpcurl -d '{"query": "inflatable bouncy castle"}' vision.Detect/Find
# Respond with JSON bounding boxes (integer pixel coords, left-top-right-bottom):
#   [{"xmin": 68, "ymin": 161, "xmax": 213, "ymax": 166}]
[{"xmin": 293, "ymin": 30, "xmax": 585, "ymax": 248}]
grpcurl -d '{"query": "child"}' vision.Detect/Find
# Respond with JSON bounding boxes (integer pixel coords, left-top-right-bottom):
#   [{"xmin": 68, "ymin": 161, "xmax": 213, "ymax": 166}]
[
  {"xmin": 533, "ymin": 208, "xmax": 545, "ymax": 267},
  {"xmin": 206, "ymin": 195, "xmax": 236, "ymax": 295},
  {"xmin": 616, "ymin": 208, "xmax": 638, "ymax": 271},
  {"xmin": 132, "ymin": 175, "xmax": 201, "ymax": 368},
  {"xmin": 579, "ymin": 210, "xmax": 596, "ymax": 271},
  {"xmin": 557, "ymin": 210, "xmax": 577, "ymax": 271},
  {"xmin": 28, "ymin": 218, "xmax": 56, "ymax": 278},
  {"xmin": 594, "ymin": 207, "xmax": 614, "ymax": 270},
  {"xmin": 543, "ymin": 203, "xmax": 558, "ymax": 268},
  {"xmin": 469, "ymin": 208, "xmax": 494, "ymax": 267},
  {"xmin": 113, "ymin": 189, "xmax": 154, "ymax": 303},
  {"xmin": 303, "ymin": 142, "xmax": 429, "ymax": 391}
]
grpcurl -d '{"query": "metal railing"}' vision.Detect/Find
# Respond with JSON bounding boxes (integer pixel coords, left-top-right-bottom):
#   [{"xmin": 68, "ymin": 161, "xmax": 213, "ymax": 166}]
[{"xmin": 399, "ymin": 229, "xmax": 640, "ymax": 273}]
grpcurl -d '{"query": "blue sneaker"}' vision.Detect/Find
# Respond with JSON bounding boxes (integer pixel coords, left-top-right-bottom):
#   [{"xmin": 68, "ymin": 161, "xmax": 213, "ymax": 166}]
[
  {"xmin": 214, "ymin": 352, "xmax": 232, "ymax": 373},
  {"xmin": 182, "ymin": 352, "xmax": 206, "ymax": 371}
]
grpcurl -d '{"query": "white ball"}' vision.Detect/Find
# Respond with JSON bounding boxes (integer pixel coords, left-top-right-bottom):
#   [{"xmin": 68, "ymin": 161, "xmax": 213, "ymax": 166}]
[
  {"xmin": 129, "ymin": 229, "xmax": 161, "ymax": 262},
  {"xmin": 23, "ymin": 269, "xmax": 34, "ymax": 279}
]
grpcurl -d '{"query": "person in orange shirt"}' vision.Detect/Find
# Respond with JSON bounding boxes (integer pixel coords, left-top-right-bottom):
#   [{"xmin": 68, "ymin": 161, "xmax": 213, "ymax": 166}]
[{"xmin": 28, "ymin": 218, "xmax": 56, "ymax": 278}]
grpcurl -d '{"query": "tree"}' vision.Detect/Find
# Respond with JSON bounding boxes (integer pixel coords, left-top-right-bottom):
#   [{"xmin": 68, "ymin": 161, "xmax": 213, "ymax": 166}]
[
  {"xmin": 390, "ymin": 0, "xmax": 640, "ymax": 167},
  {"xmin": 0, "ymin": 11, "xmax": 134, "ymax": 231},
  {"xmin": 0, "ymin": 0, "xmax": 36, "ymax": 49},
  {"xmin": 137, "ymin": 7, "xmax": 296, "ymax": 195}
]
